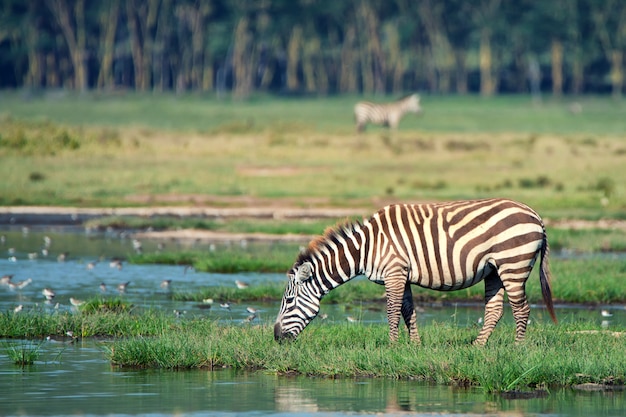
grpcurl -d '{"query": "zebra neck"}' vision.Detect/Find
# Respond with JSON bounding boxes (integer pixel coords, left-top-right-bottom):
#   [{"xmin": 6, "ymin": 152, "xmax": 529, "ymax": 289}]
[{"xmin": 311, "ymin": 235, "xmax": 365, "ymax": 295}]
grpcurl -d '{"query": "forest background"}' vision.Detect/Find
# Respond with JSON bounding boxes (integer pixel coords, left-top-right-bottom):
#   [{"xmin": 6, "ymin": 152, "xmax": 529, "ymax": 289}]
[{"xmin": 1, "ymin": 0, "xmax": 626, "ymax": 98}]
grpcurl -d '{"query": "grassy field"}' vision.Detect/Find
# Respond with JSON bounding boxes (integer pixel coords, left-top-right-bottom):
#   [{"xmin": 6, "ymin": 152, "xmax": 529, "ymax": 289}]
[{"xmin": 0, "ymin": 92, "xmax": 624, "ymax": 220}]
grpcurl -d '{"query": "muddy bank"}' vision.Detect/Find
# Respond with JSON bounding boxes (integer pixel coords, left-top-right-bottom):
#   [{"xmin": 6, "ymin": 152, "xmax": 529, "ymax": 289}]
[{"xmin": 0, "ymin": 206, "xmax": 365, "ymax": 226}]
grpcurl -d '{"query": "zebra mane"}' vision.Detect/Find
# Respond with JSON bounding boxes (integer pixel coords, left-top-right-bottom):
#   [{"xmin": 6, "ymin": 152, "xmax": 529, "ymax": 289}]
[{"xmin": 296, "ymin": 218, "xmax": 362, "ymax": 264}]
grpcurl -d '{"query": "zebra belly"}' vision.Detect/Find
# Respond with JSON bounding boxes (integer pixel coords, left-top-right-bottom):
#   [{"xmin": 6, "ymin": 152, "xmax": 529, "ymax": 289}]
[{"xmin": 409, "ymin": 258, "xmax": 493, "ymax": 291}]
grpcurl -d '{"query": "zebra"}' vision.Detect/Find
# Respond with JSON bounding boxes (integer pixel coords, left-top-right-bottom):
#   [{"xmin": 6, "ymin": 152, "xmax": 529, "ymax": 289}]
[
  {"xmin": 354, "ymin": 94, "xmax": 422, "ymax": 132},
  {"xmin": 274, "ymin": 198, "xmax": 557, "ymax": 345}
]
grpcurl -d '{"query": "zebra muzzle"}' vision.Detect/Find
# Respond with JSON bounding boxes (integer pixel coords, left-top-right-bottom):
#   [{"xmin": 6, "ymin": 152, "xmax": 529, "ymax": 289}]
[{"xmin": 273, "ymin": 322, "xmax": 296, "ymax": 342}]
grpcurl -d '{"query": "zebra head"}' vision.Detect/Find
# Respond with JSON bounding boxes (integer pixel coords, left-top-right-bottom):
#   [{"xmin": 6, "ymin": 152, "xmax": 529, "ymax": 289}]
[
  {"xmin": 407, "ymin": 94, "xmax": 422, "ymax": 114},
  {"xmin": 274, "ymin": 259, "xmax": 322, "ymax": 342}
]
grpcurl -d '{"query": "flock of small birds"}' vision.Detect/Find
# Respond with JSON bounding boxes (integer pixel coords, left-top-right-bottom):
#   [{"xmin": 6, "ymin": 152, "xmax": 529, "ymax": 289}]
[{"xmin": 1, "ymin": 233, "xmax": 266, "ymax": 323}]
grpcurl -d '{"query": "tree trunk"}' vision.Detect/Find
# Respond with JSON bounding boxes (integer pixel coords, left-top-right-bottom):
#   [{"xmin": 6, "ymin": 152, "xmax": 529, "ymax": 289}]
[
  {"xmin": 339, "ymin": 26, "xmax": 357, "ymax": 93},
  {"xmin": 286, "ymin": 25, "xmax": 302, "ymax": 91},
  {"xmin": 551, "ymin": 39, "xmax": 563, "ymax": 97},
  {"xmin": 126, "ymin": 1, "xmax": 144, "ymax": 90},
  {"xmin": 232, "ymin": 17, "xmax": 254, "ymax": 98},
  {"xmin": 96, "ymin": 0, "xmax": 119, "ymax": 89},
  {"xmin": 454, "ymin": 49, "xmax": 468, "ymax": 94},
  {"xmin": 610, "ymin": 50, "xmax": 623, "ymax": 99},
  {"xmin": 48, "ymin": 0, "xmax": 88, "ymax": 91},
  {"xmin": 479, "ymin": 28, "xmax": 494, "ymax": 96}
]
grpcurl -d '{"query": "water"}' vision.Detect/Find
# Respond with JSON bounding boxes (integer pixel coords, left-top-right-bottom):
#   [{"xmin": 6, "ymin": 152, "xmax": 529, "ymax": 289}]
[{"xmin": 1, "ymin": 228, "xmax": 625, "ymax": 417}]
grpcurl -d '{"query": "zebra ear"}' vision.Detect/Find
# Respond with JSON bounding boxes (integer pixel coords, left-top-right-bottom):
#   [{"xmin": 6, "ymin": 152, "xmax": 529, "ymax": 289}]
[{"xmin": 295, "ymin": 262, "xmax": 313, "ymax": 284}]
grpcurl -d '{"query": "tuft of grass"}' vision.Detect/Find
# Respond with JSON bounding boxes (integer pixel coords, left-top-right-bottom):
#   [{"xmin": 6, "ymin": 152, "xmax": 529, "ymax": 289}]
[
  {"xmin": 3, "ymin": 340, "xmax": 44, "ymax": 366},
  {"xmin": 0, "ymin": 308, "xmax": 172, "ymax": 338},
  {"xmin": 80, "ymin": 297, "xmax": 134, "ymax": 314}
]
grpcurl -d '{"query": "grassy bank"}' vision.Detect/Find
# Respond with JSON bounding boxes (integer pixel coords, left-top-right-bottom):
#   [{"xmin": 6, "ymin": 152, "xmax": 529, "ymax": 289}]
[
  {"xmin": 107, "ymin": 321, "xmax": 626, "ymax": 392},
  {"xmin": 1, "ymin": 308, "xmax": 623, "ymax": 392},
  {"xmin": 0, "ymin": 94, "xmax": 624, "ymax": 219}
]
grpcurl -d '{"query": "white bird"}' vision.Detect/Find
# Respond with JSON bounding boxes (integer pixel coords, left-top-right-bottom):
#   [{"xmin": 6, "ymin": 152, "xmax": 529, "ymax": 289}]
[
  {"xmin": 13, "ymin": 304, "xmax": 23, "ymax": 313},
  {"xmin": 109, "ymin": 259, "xmax": 123, "ymax": 270},
  {"xmin": 57, "ymin": 252, "xmax": 69, "ymax": 262},
  {"xmin": 132, "ymin": 239, "xmax": 143, "ymax": 254},
  {"xmin": 86, "ymin": 261, "xmax": 97, "ymax": 270},
  {"xmin": 117, "ymin": 281, "xmax": 130, "ymax": 294},
  {"xmin": 42, "ymin": 288, "xmax": 56, "ymax": 301},
  {"xmin": 9, "ymin": 278, "xmax": 32, "ymax": 290},
  {"xmin": 346, "ymin": 316, "xmax": 358, "ymax": 323},
  {"xmin": 0, "ymin": 274, "xmax": 13, "ymax": 285},
  {"xmin": 246, "ymin": 306, "xmax": 259, "ymax": 314},
  {"xmin": 220, "ymin": 303, "xmax": 231, "ymax": 311},
  {"xmin": 243, "ymin": 314, "xmax": 256, "ymax": 323},
  {"xmin": 70, "ymin": 297, "xmax": 85, "ymax": 307},
  {"xmin": 601, "ymin": 310, "xmax": 613, "ymax": 318},
  {"xmin": 235, "ymin": 280, "xmax": 249, "ymax": 289},
  {"xmin": 202, "ymin": 298, "xmax": 214, "ymax": 305},
  {"xmin": 160, "ymin": 279, "xmax": 172, "ymax": 289}
]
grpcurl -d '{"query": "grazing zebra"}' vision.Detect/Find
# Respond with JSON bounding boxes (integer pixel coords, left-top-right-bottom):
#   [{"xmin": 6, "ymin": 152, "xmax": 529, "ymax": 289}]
[
  {"xmin": 354, "ymin": 94, "xmax": 422, "ymax": 132},
  {"xmin": 274, "ymin": 198, "xmax": 557, "ymax": 345}
]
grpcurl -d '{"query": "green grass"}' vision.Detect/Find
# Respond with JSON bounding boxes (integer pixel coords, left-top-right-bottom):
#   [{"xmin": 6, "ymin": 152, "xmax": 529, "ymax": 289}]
[
  {"xmin": 104, "ymin": 319, "xmax": 625, "ymax": 392},
  {"xmin": 0, "ymin": 93, "xmax": 625, "ymax": 216},
  {"xmin": 1, "ymin": 92, "xmax": 625, "ymax": 135},
  {"xmin": 0, "ymin": 307, "xmax": 171, "ymax": 338},
  {"xmin": 3, "ymin": 340, "xmax": 44, "ymax": 366}
]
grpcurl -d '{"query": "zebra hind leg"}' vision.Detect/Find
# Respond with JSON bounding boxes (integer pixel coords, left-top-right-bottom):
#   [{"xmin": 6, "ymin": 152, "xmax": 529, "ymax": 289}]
[
  {"xmin": 504, "ymin": 281, "xmax": 531, "ymax": 343},
  {"xmin": 474, "ymin": 274, "xmax": 505, "ymax": 346},
  {"xmin": 401, "ymin": 282, "xmax": 421, "ymax": 344}
]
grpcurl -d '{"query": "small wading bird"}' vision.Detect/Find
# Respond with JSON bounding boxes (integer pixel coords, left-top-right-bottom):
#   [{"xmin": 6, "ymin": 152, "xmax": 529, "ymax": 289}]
[
  {"xmin": 42, "ymin": 288, "xmax": 56, "ymax": 301},
  {"xmin": 8, "ymin": 278, "xmax": 32, "ymax": 290},
  {"xmin": 220, "ymin": 302, "xmax": 231, "ymax": 311},
  {"xmin": 160, "ymin": 279, "xmax": 172, "ymax": 289},
  {"xmin": 601, "ymin": 310, "xmax": 613, "ymax": 318},
  {"xmin": 235, "ymin": 280, "xmax": 249, "ymax": 289},
  {"xmin": 117, "ymin": 281, "xmax": 130, "ymax": 294},
  {"xmin": 70, "ymin": 297, "xmax": 84, "ymax": 307},
  {"xmin": 0, "ymin": 274, "xmax": 14, "ymax": 285},
  {"xmin": 110, "ymin": 258, "xmax": 123, "ymax": 270}
]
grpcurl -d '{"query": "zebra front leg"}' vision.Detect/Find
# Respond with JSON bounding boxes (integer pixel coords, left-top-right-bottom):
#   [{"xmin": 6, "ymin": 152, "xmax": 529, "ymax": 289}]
[
  {"xmin": 385, "ymin": 281, "xmax": 405, "ymax": 343},
  {"xmin": 474, "ymin": 274, "xmax": 505, "ymax": 346},
  {"xmin": 401, "ymin": 282, "xmax": 421, "ymax": 344}
]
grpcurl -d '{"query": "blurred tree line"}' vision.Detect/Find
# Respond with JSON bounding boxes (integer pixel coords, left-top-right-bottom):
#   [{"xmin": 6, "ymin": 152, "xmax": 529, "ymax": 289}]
[{"xmin": 1, "ymin": 0, "xmax": 625, "ymax": 97}]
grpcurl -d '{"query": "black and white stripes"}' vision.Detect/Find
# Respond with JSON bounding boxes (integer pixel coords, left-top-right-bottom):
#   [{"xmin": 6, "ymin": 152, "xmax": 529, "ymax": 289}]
[
  {"xmin": 274, "ymin": 198, "xmax": 557, "ymax": 344},
  {"xmin": 354, "ymin": 94, "xmax": 422, "ymax": 132}
]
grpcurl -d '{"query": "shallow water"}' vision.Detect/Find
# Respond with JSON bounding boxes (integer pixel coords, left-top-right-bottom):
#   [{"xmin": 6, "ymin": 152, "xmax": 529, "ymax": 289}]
[{"xmin": 1, "ymin": 228, "xmax": 625, "ymax": 417}]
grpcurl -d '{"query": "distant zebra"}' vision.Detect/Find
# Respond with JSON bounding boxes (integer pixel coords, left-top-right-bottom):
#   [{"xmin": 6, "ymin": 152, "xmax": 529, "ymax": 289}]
[
  {"xmin": 354, "ymin": 94, "xmax": 422, "ymax": 132},
  {"xmin": 274, "ymin": 198, "xmax": 557, "ymax": 345}
]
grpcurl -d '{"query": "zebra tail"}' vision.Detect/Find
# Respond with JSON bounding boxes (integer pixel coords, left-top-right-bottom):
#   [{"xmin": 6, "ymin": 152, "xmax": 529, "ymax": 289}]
[{"xmin": 540, "ymin": 232, "xmax": 558, "ymax": 324}]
